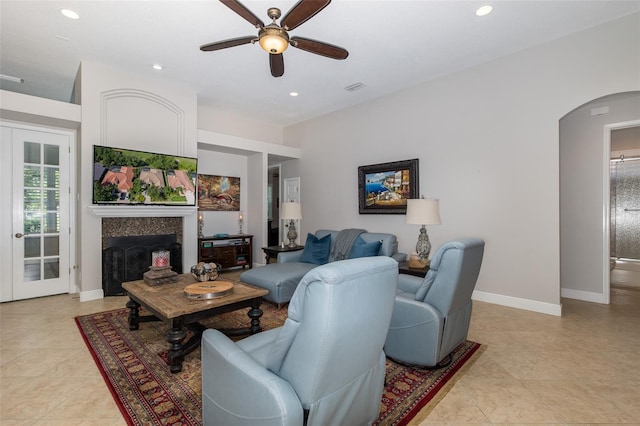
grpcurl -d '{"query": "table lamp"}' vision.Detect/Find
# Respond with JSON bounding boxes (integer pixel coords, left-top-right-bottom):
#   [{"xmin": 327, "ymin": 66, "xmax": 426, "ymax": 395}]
[
  {"xmin": 281, "ymin": 201, "xmax": 302, "ymax": 248},
  {"xmin": 406, "ymin": 197, "xmax": 441, "ymax": 260}
]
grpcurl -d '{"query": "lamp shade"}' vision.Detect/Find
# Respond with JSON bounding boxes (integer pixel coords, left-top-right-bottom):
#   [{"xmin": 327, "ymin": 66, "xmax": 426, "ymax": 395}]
[
  {"xmin": 406, "ymin": 198, "xmax": 441, "ymax": 225},
  {"xmin": 281, "ymin": 202, "xmax": 302, "ymax": 220}
]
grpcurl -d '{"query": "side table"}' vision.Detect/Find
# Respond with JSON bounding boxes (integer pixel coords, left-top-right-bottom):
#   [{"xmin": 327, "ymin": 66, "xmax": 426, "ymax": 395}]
[
  {"xmin": 262, "ymin": 245, "xmax": 304, "ymax": 263},
  {"xmin": 398, "ymin": 261, "xmax": 429, "ymax": 278}
]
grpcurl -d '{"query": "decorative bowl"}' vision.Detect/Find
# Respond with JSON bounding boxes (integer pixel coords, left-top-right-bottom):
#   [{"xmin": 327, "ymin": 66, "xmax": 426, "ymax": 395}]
[{"xmin": 190, "ymin": 262, "xmax": 221, "ymax": 282}]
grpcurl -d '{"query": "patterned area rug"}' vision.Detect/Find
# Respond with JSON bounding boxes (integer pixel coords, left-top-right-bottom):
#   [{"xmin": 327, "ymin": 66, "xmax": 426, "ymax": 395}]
[{"xmin": 76, "ymin": 303, "xmax": 481, "ymax": 426}]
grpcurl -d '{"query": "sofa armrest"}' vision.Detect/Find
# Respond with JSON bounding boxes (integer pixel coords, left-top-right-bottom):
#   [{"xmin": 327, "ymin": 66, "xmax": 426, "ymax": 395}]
[
  {"xmin": 392, "ymin": 252, "xmax": 407, "ymax": 262},
  {"xmin": 278, "ymin": 250, "xmax": 304, "ymax": 263},
  {"xmin": 202, "ymin": 329, "xmax": 304, "ymax": 425},
  {"xmin": 397, "ymin": 274, "xmax": 423, "ymax": 295},
  {"xmin": 384, "ymin": 296, "xmax": 443, "ymax": 366}
]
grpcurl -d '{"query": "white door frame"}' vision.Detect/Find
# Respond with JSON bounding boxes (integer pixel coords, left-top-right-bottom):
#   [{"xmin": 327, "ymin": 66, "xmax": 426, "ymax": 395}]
[
  {"xmin": 283, "ymin": 177, "xmax": 301, "ymax": 245},
  {"xmin": 602, "ymin": 119, "xmax": 640, "ymax": 304},
  {"xmin": 268, "ymin": 164, "xmax": 281, "ymax": 246},
  {"xmin": 1, "ymin": 120, "xmax": 77, "ymax": 301}
]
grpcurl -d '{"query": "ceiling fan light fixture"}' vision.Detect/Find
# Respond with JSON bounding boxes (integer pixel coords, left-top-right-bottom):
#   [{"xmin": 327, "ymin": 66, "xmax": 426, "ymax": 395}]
[{"xmin": 259, "ymin": 25, "xmax": 289, "ymax": 54}]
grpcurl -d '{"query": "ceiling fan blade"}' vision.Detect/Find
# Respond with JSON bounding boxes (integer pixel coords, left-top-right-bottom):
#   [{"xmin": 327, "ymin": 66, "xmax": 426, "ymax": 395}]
[
  {"xmin": 281, "ymin": 0, "xmax": 331, "ymax": 31},
  {"xmin": 270, "ymin": 53, "xmax": 284, "ymax": 77},
  {"xmin": 219, "ymin": 0, "xmax": 264, "ymax": 28},
  {"xmin": 290, "ymin": 36, "xmax": 348, "ymax": 60},
  {"xmin": 200, "ymin": 36, "xmax": 255, "ymax": 51}
]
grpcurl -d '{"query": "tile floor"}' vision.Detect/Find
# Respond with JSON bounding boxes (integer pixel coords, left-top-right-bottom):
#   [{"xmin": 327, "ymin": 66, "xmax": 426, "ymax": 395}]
[{"xmin": 1, "ymin": 274, "xmax": 639, "ymax": 425}]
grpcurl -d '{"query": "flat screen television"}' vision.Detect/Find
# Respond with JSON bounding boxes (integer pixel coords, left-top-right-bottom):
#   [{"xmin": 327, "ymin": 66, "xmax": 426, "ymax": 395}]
[{"xmin": 93, "ymin": 145, "xmax": 198, "ymax": 206}]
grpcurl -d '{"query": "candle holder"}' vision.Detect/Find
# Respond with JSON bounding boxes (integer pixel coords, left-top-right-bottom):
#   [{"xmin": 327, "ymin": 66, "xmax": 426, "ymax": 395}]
[
  {"xmin": 152, "ymin": 250, "xmax": 170, "ymax": 268},
  {"xmin": 144, "ymin": 250, "xmax": 177, "ymax": 286},
  {"xmin": 198, "ymin": 213, "xmax": 204, "ymax": 238},
  {"xmin": 238, "ymin": 211, "xmax": 244, "ymax": 235}
]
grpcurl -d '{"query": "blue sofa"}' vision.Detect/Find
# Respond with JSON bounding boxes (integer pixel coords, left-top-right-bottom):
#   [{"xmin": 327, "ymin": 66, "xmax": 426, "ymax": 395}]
[{"xmin": 240, "ymin": 229, "xmax": 406, "ymax": 307}]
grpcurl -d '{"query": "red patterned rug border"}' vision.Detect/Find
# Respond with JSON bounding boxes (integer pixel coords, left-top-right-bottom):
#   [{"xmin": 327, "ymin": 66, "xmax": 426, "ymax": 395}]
[{"xmin": 75, "ymin": 314, "xmax": 135, "ymax": 426}]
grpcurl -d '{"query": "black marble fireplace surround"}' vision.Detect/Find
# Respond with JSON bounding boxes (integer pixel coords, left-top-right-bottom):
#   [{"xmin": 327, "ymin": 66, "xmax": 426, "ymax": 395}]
[{"xmin": 102, "ymin": 234, "xmax": 182, "ymax": 296}]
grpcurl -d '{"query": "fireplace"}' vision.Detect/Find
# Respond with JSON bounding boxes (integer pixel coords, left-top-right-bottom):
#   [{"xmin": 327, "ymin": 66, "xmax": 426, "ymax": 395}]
[{"xmin": 101, "ymin": 217, "xmax": 183, "ymax": 296}]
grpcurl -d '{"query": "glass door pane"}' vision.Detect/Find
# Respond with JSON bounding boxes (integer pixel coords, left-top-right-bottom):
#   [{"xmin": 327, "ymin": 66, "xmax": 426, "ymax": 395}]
[
  {"xmin": 22, "ymin": 142, "xmax": 61, "ymax": 282},
  {"xmin": 612, "ymin": 159, "xmax": 640, "ymax": 260}
]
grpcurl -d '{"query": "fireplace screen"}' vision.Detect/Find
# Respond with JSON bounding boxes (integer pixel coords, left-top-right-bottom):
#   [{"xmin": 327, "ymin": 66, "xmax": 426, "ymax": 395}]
[{"xmin": 102, "ymin": 234, "xmax": 182, "ymax": 295}]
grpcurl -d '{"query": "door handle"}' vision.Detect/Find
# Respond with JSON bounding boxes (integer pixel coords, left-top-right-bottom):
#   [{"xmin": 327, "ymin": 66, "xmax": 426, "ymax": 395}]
[{"xmin": 15, "ymin": 233, "xmax": 23, "ymax": 238}]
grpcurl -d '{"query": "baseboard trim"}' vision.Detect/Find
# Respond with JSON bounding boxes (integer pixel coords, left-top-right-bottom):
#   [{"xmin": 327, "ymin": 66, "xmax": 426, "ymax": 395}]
[
  {"xmin": 79, "ymin": 288, "xmax": 104, "ymax": 302},
  {"xmin": 560, "ymin": 287, "xmax": 607, "ymax": 304},
  {"xmin": 472, "ymin": 290, "xmax": 562, "ymax": 316}
]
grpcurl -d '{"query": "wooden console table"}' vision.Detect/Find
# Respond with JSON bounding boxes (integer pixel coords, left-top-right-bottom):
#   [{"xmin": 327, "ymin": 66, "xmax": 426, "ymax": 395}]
[{"xmin": 198, "ymin": 234, "xmax": 252, "ymax": 270}]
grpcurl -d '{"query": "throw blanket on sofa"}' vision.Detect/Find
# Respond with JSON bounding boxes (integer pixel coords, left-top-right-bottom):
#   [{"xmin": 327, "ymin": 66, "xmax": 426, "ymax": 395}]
[{"xmin": 332, "ymin": 228, "xmax": 367, "ymax": 261}]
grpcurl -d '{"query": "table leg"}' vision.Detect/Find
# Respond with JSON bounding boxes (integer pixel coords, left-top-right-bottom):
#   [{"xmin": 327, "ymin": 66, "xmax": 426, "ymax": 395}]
[
  {"xmin": 166, "ymin": 319, "xmax": 187, "ymax": 373},
  {"xmin": 126, "ymin": 299, "xmax": 140, "ymax": 330},
  {"xmin": 219, "ymin": 298, "xmax": 264, "ymax": 337},
  {"xmin": 247, "ymin": 299, "xmax": 264, "ymax": 334}
]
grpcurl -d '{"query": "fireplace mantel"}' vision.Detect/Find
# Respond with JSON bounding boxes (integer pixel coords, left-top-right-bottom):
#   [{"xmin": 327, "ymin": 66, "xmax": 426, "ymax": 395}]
[{"xmin": 88, "ymin": 205, "xmax": 196, "ymax": 218}]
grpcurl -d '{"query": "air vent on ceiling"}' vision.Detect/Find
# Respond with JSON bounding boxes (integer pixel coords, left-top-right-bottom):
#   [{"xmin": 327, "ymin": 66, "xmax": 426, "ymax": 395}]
[{"xmin": 344, "ymin": 82, "xmax": 366, "ymax": 92}]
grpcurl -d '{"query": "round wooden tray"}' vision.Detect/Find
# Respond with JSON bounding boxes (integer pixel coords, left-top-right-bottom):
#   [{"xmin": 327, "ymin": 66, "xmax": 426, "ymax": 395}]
[{"xmin": 184, "ymin": 281, "xmax": 234, "ymax": 300}]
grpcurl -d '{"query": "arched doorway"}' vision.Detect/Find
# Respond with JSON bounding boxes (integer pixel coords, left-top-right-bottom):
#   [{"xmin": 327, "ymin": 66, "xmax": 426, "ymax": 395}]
[{"xmin": 559, "ymin": 91, "xmax": 640, "ymax": 304}]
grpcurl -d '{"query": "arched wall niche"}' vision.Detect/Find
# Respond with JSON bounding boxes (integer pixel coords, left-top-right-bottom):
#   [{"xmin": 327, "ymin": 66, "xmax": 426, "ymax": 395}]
[{"xmin": 100, "ymin": 88, "xmax": 186, "ymax": 155}]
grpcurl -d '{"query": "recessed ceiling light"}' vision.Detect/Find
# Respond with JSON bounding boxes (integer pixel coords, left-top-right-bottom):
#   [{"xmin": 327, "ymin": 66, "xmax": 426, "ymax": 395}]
[
  {"xmin": 476, "ymin": 5, "xmax": 493, "ymax": 17},
  {"xmin": 61, "ymin": 9, "xmax": 80, "ymax": 20},
  {"xmin": 289, "ymin": 92, "xmax": 299, "ymax": 97},
  {"xmin": 153, "ymin": 64, "xmax": 163, "ymax": 70}
]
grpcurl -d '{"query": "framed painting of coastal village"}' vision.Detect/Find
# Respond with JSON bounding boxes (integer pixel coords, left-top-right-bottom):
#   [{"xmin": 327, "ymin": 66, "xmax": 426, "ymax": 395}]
[
  {"xmin": 197, "ymin": 174, "xmax": 241, "ymax": 211},
  {"xmin": 358, "ymin": 159, "xmax": 419, "ymax": 214}
]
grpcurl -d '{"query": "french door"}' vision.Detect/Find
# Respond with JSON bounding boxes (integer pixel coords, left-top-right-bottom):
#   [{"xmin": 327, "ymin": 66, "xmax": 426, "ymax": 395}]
[{"xmin": 1, "ymin": 125, "xmax": 72, "ymax": 301}]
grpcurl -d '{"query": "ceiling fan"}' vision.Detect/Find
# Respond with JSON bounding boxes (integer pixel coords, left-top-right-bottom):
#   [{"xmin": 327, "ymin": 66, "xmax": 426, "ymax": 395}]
[{"xmin": 200, "ymin": 0, "xmax": 349, "ymax": 77}]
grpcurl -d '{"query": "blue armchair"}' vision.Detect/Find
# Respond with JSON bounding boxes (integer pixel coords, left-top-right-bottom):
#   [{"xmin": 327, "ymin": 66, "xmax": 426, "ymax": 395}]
[
  {"xmin": 201, "ymin": 256, "xmax": 399, "ymax": 425},
  {"xmin": 384, "ymin": 239, "xmax": 485, "ymax": 368}
]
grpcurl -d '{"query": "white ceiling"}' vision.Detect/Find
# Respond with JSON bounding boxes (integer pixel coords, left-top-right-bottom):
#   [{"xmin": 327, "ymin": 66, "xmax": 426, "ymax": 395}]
[{"xmin": 1, "ymin": 1, "xmax": 638, "ymax": 127}]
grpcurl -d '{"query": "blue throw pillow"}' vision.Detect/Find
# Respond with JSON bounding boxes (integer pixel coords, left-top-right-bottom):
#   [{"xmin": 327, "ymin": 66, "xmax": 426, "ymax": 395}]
[
  {"xmin": 348, "ymin": 236, "xmax": 382, "ymax": 259},
  {"xmin": 300, "ymin": 233, "xmax": 332, "ymax": 265}
]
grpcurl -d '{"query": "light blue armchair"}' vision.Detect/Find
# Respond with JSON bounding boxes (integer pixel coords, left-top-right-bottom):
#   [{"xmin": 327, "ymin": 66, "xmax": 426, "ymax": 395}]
[
  {"xmin": 201, "ymin": 256, "xmax": 399, "ymax": 426},
  {"xmin": 384, "ymin": 239, "xmax": 485, "ymax": 368}
]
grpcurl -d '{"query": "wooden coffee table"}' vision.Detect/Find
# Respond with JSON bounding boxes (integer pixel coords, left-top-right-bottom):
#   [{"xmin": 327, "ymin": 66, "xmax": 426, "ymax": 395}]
[{"xmin": 122, "ymin": 273, "xmax": 269, "ymax": 373}]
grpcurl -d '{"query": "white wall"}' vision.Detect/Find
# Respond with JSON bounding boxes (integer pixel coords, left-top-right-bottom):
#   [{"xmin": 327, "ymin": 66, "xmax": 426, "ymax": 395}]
[
  {"xmin": 560, "ymin": 92, "xmax": 640, "ymax": 303},
  {"xmin": 196, "ymin": 130, "xmax": 301, "ymax": 265},
  {"xmin": 196, "ymin": 149, "xmax": 247, "ymax": 237},
  {"xmin": 284, "ymin": 13, "xmax": 640, "ymax": 315},
  {"xmin": 198, "ymin": 104, "xmax": 283, "ymax": 145}
]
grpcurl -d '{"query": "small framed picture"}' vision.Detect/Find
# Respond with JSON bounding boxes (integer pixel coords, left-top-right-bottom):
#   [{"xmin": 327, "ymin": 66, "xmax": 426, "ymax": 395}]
[
  {"xmin": 197, "ymin": 174, "xmax": 241, "ymax": 211},
  {"xmin": 358, "ymin": 159, "xmax": 419, "ymax": 214}
]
